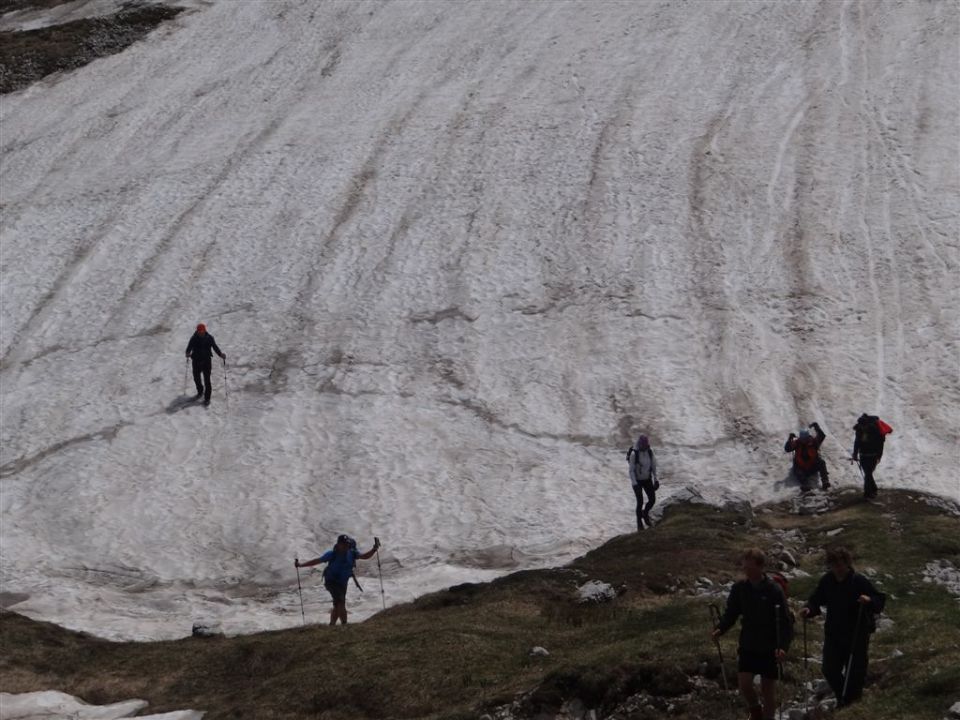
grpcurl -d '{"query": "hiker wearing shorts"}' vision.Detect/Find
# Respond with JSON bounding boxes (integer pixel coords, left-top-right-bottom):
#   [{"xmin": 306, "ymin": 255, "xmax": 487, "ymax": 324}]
[
  {"xmin": 712, "ymin": 548, "xmax": 793, "ymax": 720},
  {"xmin": 296, "ymin": 534, "xmax": 380, "ymax": 625}
]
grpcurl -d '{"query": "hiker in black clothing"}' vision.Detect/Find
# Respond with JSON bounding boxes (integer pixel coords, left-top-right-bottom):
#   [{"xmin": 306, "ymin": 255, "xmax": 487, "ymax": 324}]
[
  {"xmin": 784, "ymin": 422, "xmax": 830, "ymax": 490},
  {"xmin": 626, "ymin": 434, "xmax": 658, "ymax": 530},
  {"xmin": 801, "ymin": 547, "xmax": 886, "ymax": 708},
  {"xmin": 185, "ymin": 323, "xmax": 225, "ymax": 406},
  {"xmin": 852, "ymin": 414, "xmax": 893, "ymax": 499},
  {"xmin": 712, "ymin": 548, "xmax": 793, "ymax": 720}
]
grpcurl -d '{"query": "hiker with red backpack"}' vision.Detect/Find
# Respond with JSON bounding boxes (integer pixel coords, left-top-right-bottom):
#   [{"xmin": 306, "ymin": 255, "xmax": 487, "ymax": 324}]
[
  {"xmin": 852, "ymin": 414, "xmax": 893, "ymax": 499},
  {"xmin": 784, "ymin": 422, "xmax": 830, "ymax": 491},
  {"xmin": 711, "ymin": 548, "xmax": 793, "ymax": 720}
]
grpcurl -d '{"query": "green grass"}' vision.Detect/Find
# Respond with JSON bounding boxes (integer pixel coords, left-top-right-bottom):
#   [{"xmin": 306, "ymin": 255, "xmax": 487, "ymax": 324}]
[{"xmin": 2, "ymin": 489, "xmax": 958, "ymax": 719}]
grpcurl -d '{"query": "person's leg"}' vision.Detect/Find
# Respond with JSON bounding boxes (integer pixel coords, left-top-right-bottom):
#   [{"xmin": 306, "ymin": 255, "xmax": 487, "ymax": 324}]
[
  {"xmin": 817, "ymin": 457, "xmax": 830, "ymax": 489},
  {"xmin": 643, "ymin": 480, "xmax": 656, "ymax": 517},
  {"xmin": 737, "ymin": 672, "xmax": 761, "ymax": 718},
  {"xmin": 861, "ymin": 457, "xmax": 879, "ymax": 497},
  {"xmin": 327, "ymin": 586, "xmax": 338, "ymax": 625},
  {"xmin": 844, "ymin": 637, "xmax": 870, "ymax": 704},
  {"xmin": 201, "ymin": 359, "xmax": 213, "ymax": 403},
  {"xmin": 632, "ymin": 485, "xmax": 644, "ymax": 530},
  {"xmin": 759, "ymin": 677, "xmax": 778, "ymax": 719},
  {"xmin": 191, "ymin": 361, "xmax": 204, "ymax": 396},
  {"xmin": 822, "ymin": 638, "xmax": 847, "ymax": 704}
]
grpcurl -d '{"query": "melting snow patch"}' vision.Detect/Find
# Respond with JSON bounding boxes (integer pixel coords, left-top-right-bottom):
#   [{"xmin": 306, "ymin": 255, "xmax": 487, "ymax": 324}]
[
  {"xmin": 923, "ymin": 560, "xmax": 960, "ymax": 598},
  {"xmin": 0, "ymin": 691, "xmax": 204, "ymax": 719}
]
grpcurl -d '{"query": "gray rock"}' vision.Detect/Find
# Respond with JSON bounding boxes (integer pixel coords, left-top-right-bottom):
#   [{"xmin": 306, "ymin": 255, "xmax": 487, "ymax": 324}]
[
  {"xmin": 948, "ymin": 700, "xmax": 960, "ymax": 718},
  {"xmin": 779, "ymin": 549, "xmax": 798, "ymax": 567},
  {"xmin": 577, "ymin": 580, "xmax": 616, "ymax": 604},
  {"xmin": 191, "ymin": 621, "xmax": 222, "ymax": 638},
  {"xmin": 529, "ymin": 646, "xmax": 550, "ymax": 657}
]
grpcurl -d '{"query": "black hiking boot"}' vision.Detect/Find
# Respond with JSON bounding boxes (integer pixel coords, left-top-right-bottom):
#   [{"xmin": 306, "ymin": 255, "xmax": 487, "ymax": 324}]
[
  {"xmin": 195, "ymin": 392, "xmax": 203, "ymax": 400},
  {"xmin": 203, "ymin": 398, "xmax": 210, "ymax": 406}
]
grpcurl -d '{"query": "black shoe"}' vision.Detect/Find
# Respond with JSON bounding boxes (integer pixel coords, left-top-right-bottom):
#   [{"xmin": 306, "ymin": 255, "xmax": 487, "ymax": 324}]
[
  {"xmin": 195, "ymin": 392, "xmax": 203, "ymax": 400},
  {"xmin": 203, "ymin": 398, "xmax": 210, "ymax": 406},
  {"xmin": 821, "ymin": 482, "xmax": 831, "ymax": 490}
]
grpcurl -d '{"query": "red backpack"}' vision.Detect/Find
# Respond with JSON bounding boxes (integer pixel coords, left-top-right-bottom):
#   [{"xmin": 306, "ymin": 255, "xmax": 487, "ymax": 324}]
[{"xmin": 794, "ymin": 438, "xmax": 819, "ymax": 471}]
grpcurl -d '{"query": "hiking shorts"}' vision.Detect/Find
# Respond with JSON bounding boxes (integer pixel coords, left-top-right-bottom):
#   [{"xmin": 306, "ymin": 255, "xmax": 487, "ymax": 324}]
[
  {"xmin": 325, "ymin": 580, "xmax": 348, "ymax": 605},
  {"xmin": 737, "ymin": 650, "xmax": 779, "ymax": 680}
]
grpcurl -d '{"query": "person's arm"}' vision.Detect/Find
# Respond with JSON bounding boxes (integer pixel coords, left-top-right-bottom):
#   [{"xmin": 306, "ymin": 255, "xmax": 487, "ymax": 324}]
[
  {"xmin": 801, "ymin": 575, "xmax": 827, "ymax": 618},
  {"xmin": 357, "ymin": 538, "xmax": 381, "ymax": 561},
  {"xmin": 296, "ymin": 550, "xmax": 333, "ymax": 568},
  {"xmin": 210, "ymin": 336, "xmax": 225, "ymax": 359},
  {"xmin": 811, "ymin": 422, "xmax": 826, "ymax": 447},
  {"xmin": 649, "ymin": 449, "xmax": 657, "ymax": 479},
  {"xmin": 775, "ymin": 588, "xmax": 793, "ymax": 652},
  {"xmin": 185, "ymin": 335, "xmax": 194, "ymax": 358},
  {"xmin": 714, "ymin": 584, "xmax": 741, "ymax": 635},
  {"xmin": 852, "ymin": 428, "xmax": 861, "ymax": 460},
  {"xmin": 785, "ymin": 435, "xmax": 797, "ymax": 453},
  {"xmin": 855, "ymin": 574, "xmax": 886, "ymax": 613}
]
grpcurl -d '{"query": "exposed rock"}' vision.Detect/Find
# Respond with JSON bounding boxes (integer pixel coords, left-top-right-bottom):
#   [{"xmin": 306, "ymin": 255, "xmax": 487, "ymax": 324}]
[
  {"xmin": 191, "ymin": 621, "xmax": 222, "ymax": 638},
  {"xmin": 577, "ymin": 580, "xmax": 616, "ymax": 604}
]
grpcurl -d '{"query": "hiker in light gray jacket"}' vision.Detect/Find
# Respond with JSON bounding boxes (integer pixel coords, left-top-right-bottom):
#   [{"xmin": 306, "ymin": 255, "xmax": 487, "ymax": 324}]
[{"xmin": 627, "ymin": 434, "xmax": 658, "ymax": 530}]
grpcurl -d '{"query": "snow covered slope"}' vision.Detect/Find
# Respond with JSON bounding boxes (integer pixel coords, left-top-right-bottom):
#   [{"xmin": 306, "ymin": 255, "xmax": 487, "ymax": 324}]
[{"xmin": 1, "ymin": 0, "xmax": 957, "ymax": 640}]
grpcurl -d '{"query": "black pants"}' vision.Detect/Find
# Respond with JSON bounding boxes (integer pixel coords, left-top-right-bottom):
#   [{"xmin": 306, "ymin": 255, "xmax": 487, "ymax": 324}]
[
  {"xmin": 859, "ymin": 456, "xmax": 879, "ymax": 497},
  {"xmin": 633, "ymin": 481, "xmax": 656, "ymax": 529},
  {"xmin": 192, "ymin": 357, "xmax": 213, "ymax": 401},
  {"xmin": 823, "ymin": 634, "xmax": 870, "ymax": 706},
  {"xmin": 794, "ymin": 458, "xmax": 830, "ymax": 489}
]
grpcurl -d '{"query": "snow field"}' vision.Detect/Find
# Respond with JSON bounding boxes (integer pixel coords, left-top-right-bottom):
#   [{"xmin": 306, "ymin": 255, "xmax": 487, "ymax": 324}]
[{"xmin": 1, "ymin": 0, "xmax": 957, "ymax": 639}]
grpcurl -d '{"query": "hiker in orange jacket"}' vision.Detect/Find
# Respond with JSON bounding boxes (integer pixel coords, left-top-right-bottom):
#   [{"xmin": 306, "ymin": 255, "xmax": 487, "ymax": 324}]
[{"xmin": 785, "ymin": 422, "xmax": 830, "ymax": 491}]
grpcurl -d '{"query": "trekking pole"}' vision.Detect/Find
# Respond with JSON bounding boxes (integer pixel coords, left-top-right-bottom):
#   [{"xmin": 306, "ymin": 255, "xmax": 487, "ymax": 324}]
[
  {"xmin": 803, "ymin": 616, "xmax": 810, "ymax": 718},
  {"xmin": 222, "ymin": 358, "xmax": 228, "ymax": 405},
  {"xmin": 375, "ymin": 537, "xmax": 386, "ymax": 610},
  {"xmin": 295, "ymin": 557, "xmax": 306, "ymax": 626},
  {"xmin": 708, "ymin": 604, "xmax": 729, "ymax": 693},
  {"xmin": 775, "ymin": 604, "xmax": 783, "ymax": 720},
  {"xmin": 842, "ymin": 602, "xmax": 865, "ymax": 705},
  {"xmin": 183, "ymin": 358, "xmax": 188, "ymax": 395}
]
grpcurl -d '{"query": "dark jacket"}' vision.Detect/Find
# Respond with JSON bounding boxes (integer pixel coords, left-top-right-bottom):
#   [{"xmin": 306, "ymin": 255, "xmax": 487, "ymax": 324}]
[
  {"xmin": 185, "ymin": 332, "xmax": 224, "ymax": 361},
  {"xmin": 716, "ymin": 577, "xmax": 794, "ymax": 654},
  {"xmin": 785, "ymin": 424, "xmax": 826, "ymax": 471},
  {"xmin": 804, "ymin": 571, "xmax": 885, "ymax": 644},
  {"xmin": 853, "ymin": 416, "xmax": 886, "ymax": 460}
]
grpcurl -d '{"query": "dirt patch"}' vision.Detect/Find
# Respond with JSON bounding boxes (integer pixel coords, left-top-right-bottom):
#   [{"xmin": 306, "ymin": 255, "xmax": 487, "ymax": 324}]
[{"xmin": 0, "ymin": 2, "xmax": 182, "ymax": 94}]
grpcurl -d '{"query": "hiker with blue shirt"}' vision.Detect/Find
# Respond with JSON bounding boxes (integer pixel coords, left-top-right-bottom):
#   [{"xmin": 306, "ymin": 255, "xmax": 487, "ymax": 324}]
[{"xmin": 296, "ymin": 534, "xmax": 380, "ymax": 625}]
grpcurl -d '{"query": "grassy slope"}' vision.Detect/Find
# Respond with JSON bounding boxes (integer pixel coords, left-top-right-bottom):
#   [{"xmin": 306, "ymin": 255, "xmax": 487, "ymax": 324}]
[{"xmin": 2, "ymin": 489, "xmax": 958, "ymax": 719}]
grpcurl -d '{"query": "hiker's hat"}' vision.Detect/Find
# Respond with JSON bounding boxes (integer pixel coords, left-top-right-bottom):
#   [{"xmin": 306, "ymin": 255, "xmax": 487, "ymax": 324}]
[{"xmin": 196, "ymin": 323, "xmax": 206, "ymax": 332}]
